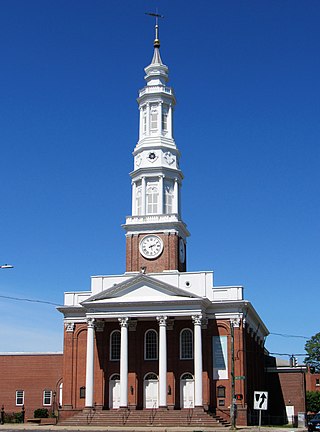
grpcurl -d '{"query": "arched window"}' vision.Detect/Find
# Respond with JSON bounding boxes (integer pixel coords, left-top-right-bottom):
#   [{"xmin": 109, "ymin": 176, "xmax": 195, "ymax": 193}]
[
  {"xmin": 164, "ymin": 184, "xmax": 173, "ymax": 214},
  {"xmin": 181, "ymin": 373, "xmax": 193, "ymax": 380},
  {"xmin": 145, "ymin": 372, "xmax": 158, "ymax": 380},
  {"xmin": 145, "ymin": 329, "xmax": 158, "ymax": 360},
  {"xmin": 150, "ymin": 105, "xmax": 158, "ymax": 131},
  {"xmin": 146, "ymin": 185, "xmax": 158, "ymax": 214},
  {"xmin": 110, "ymin": 330, "xmax": 121, "ymax": 361},
  {"xmin": 136, "ymin": 186, "xmax": 142, "ymax": 215},
  {"xmin": 142, "ymin": 106, "xmax": 147, "ymax": 134},
  {"xmin": 162, "ymin": 106, "xmax": 168, "ymax": 133},
  {"xmin": 180, "ymin": 329, "xmax": 193, "ymax": 359}
]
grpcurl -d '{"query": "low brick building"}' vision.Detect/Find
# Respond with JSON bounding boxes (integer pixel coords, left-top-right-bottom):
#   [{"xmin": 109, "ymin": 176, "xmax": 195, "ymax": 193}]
[
  {"xmin": 0, "ymin": 353, "xmax": 63, "ymax": 419},
  {"xmin": 266, "ymin": 356, "xmax": 306, "ymax": 426}
]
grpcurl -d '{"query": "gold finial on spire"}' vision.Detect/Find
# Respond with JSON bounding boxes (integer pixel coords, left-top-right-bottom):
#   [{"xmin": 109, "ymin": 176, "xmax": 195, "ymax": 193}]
[{"xmin": 145, "ymin": 11, "xmax": 164, "ymax": 48}]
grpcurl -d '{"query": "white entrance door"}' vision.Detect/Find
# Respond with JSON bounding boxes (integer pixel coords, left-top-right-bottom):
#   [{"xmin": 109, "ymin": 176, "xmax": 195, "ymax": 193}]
[
  {"xmin": 180, "ymin": 378, "xmax": 194, "ymax": 408},
  {"xmin": 286, "ymin": 406, "xmax": 295, "ymax": 425},
  {"xmin": 144, "ymin": 378, "xmax": 159, "ymax": 409},
  {"xmin": 109, "ymin": 379, "xmax": 120, "ymax": 409}
]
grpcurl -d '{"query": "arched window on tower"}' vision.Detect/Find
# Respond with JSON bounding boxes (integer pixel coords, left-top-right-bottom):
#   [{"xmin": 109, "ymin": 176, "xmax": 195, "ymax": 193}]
[
  {"xmin": 150, "ymin": 105, "xmax": 158, "ymax": 131},
  {"xmin": 164, "ymin": 183, "xmax": 173, "ymax": 214},
  {"xmin": 180, "ymin": 329, "xmax": 193, "ymax": 359},
  {"xmin": 162, "ymin": 105, "xmax": 168, "ymax": 134},
  {"xmin": 136, "ymin": 186, "xmax": 142, "ymax": 215},
  {"xmin": 142, "ymin": 106, "xmax": 147, "ymax": 135},
  {"xmin": 146, "ymin": 184, "xmax": 158, "ymax": 214},
  {"xmin": 110, "ymin": 330, "xmax": 121, "ymax": 361},
  {"xmin": 145, "ymin": 329, "xmax": 158, "ymax": 360}
]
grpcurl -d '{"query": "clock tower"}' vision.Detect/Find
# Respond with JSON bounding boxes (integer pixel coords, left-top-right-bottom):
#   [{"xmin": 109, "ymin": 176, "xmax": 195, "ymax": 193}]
[{"xmin": 123, "ymin": 23, "xmax": 189, "ymax": 273}]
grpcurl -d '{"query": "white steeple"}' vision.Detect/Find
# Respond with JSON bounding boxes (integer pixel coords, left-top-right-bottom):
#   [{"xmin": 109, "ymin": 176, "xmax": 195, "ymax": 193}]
[{"xmin": 123, "ymin": 21, "xmax": 189, "ymax": 273}]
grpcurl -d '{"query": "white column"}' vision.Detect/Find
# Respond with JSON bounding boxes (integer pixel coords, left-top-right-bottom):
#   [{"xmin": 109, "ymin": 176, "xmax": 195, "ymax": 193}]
[
  {"xmin": 142, "ymin": 176, "xmax": 146, "ymax": 215},
  {"xmin": 192, "ymin": 315, "xmax": 203, "ymax": 407},
  {"xmin": 159, "ymin": 175, "xmax": 164, "ymax": 214},
  {"xmin": 132, "ymin": 181, "xmax": 136, "ymax": 215},
  {"xmin": 173, "ymin": 178, "xmax": 178, "ymax": 214},
  {"xmin": 85, "ymin": 318, "xmax": 95, "ymax": 407},
  {"xmin": 119, "ymin": 317, "xmax": 129, "ymax": 408},
  {"xmin": 157, "ymin": 315, "xmax": 167, "ymax": 408}
]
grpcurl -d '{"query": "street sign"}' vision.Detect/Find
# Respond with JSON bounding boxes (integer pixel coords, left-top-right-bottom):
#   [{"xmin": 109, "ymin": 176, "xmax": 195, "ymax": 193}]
[
  {"xmin": 254, "ymin": 391, "xmax": 268, "ymax": 410},
  {"xmin": 235, "ymin": 375, "xmax": 246, "ymax": 380}
]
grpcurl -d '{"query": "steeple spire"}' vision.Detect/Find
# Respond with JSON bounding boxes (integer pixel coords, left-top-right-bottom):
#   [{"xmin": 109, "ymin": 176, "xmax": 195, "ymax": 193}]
[
  {"xmin": 123, "ymin": 15, "xmax": 189, "ymax": 273},
  {"xmin": 145, "ymin": 12, "xmax": 164, "ymax": 48}
]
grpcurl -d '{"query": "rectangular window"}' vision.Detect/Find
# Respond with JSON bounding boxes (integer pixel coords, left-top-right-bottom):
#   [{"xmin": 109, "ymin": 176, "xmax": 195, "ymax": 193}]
[
  {"xmin": 316, "ymin": 379, "xmax": 320, "ymax": 386},
  {"xmin": 213, "ymin": 336, "xmax": 228, "ymax": 380},
  {"xmin": 16, "ymin": 390, "xmax": 24, "ymax": 406},
  {"xmin": 43, "ymin": 390, "xmax": 52, "ymax": 406}
]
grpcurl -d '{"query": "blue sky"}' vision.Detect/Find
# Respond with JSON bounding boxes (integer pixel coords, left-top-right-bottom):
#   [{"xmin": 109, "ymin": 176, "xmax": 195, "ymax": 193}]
[{"xmin": 0, "ymin": 0, "xmax": 319, "ymax": 361}]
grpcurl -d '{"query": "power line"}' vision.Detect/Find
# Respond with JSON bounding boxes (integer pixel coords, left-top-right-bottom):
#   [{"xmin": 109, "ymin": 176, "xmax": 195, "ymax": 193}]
[
  {"xmin": 0, "ymin": 294, "xmax": 60, "ymax": 306},
  {"xmin": 269, "ymin": 332, "xmax": 309, "ymax": 339},
  {"xmin": 270, "ymin": 352, "xmax": 306, "ymax": 357}
]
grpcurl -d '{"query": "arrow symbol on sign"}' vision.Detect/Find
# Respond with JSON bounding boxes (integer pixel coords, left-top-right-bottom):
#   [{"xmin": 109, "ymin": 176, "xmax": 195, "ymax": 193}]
[{"xmin": 259, "ymin": 393, "xmax": 266, "ymax": 408}]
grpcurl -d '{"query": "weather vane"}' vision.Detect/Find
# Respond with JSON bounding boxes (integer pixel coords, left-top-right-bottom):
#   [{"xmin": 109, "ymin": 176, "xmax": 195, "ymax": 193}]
[{"xmin": 145, "ymin": 11, "xmax": 164, "ymax": 48}]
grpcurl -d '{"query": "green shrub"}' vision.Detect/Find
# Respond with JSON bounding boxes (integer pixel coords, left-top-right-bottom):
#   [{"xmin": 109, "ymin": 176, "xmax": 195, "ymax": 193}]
[
  {"xmin": 33, "ymin": 408, "xmax": 49, "ymax": 418},
  {"xmin": 4, "ymin": 412, "xmax": 24, "ymax": 423},
  {"xmin": 306, "ymin": 391, "xmax": 320, "ymax": 413}
]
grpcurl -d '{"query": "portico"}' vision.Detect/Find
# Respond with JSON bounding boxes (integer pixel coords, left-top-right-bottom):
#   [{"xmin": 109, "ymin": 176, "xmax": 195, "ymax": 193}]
[{"xmin": 82, "ymin": 307, "xmax": 204, "ymax": 410}]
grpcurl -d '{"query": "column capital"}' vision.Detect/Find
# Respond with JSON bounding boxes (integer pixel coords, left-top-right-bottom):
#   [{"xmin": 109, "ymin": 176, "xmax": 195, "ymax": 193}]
[
  {"xmin": 86, "ymin": 318, "xmax": 95, "ymax": 328},
  {"xmin": 192, "ymin": 314, "xmax": 203, "ymax": 326},
  {"xmin": 119, "ymin": 317, "xmax": 129, "ymax": 328},
  {"xmin": 230, "ymin": 317, "xmax": 241, "ymax": 328},
  {"xmin": 156, "ymin": 315, "xmax": 167, "ymax": 326},
  {"xmin": 65, "ymin": 322, "xmax": 75, "ymax": 332}
]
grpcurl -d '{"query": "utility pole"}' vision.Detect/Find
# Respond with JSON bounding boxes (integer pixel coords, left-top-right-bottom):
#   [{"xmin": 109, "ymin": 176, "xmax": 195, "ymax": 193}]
[{"xmin": 230, "ymin": 320, "xmax": 236, "ymax": 430}]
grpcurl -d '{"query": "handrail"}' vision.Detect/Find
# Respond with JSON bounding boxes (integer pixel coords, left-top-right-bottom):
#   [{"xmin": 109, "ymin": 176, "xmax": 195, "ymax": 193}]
[
  {"xmin": 149, "ymin": 401, "xmax": 157, "ymax": 424},
  {"xmin": 121, "ymin": 407, "xmax": 130, "ymax": 425},
  {"xmin": 187, "ymin": 401, "xmax": 194, "ymax": 424}
]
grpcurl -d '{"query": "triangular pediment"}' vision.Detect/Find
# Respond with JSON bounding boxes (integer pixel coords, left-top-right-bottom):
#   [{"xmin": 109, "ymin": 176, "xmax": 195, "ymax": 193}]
[{"xmin": 82, "ymin": 274, "xmax": 199, "ymax": 305}]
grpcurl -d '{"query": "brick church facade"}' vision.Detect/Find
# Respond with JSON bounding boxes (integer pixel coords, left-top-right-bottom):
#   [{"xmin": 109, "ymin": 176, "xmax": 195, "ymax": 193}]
[{"xmin": 57, "ymin": 22, "xmax": 269, "ymax": 426}]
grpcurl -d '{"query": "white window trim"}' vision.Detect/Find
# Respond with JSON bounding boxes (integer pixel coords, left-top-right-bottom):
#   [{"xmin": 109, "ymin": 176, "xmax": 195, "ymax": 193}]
[
  {"xmin": 144, "ymin": 329, "xmax": 158, "ymax": 361},
  {"xmin": 16, "ymin": 390, "xmax": 24, "ymax": 406},
  {"xmin": 43, "ymin": 390, "xmax": 52, "ymax": 406},
  {"xmin": 180, "ymin": 328, "xmax": 194, "ymax": 360},
  {"xmin": 110, "ymin": 329, "xmax": 121, "ymax": 361}
]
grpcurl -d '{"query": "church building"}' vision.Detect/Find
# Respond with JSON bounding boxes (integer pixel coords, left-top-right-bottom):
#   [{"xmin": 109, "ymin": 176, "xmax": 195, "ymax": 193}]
[{"xmin": 57, "ymin": 23, "xmax": 269, "ymax": 427}]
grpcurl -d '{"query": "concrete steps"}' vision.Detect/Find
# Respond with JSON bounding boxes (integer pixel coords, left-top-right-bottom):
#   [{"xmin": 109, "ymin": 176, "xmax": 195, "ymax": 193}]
[{"xmin": 60, "ymin": 408, "xmax": 230, "ymax": 427}]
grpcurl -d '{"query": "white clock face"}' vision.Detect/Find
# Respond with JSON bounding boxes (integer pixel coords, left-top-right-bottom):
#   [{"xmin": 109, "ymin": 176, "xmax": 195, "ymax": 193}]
[
  {"xmin": 140, "ymin": 235, "xmax": 164, "ymax": 259},
  {"xmin": 179, "ymin": 238, "xmax": 185, "ymax": 263}
]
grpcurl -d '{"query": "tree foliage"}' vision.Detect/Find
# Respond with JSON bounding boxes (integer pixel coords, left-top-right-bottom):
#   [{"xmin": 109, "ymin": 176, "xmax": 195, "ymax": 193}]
[
  {"xmin": 306, "ymin": 391, "xmax": 320, "ymax": 413},
  {"xmin": 305, "ymin": 332, "xmax": 320, "ymax": 372}
]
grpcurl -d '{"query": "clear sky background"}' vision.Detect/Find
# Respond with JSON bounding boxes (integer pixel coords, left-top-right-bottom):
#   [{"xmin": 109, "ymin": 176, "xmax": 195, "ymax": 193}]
[{"xmin": 0, "ymin": 0, "xmax": 319, "ymax": 362}]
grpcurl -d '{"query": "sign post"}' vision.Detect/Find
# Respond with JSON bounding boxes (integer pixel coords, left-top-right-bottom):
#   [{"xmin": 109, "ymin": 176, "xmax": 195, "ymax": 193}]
[{"xmin": 254, "ymin": 391, "xmax": 268, "ymax": 431}]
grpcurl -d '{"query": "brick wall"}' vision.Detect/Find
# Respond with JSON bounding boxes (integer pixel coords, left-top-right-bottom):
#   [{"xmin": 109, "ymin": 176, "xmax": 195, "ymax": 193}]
[
  {"xmin": 0, "ymin": 353, "xmax": 63, "ymax": 419},
  {"xmin": 126, "ymin": 233, "xmax": 186, "ymax": 273}
]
